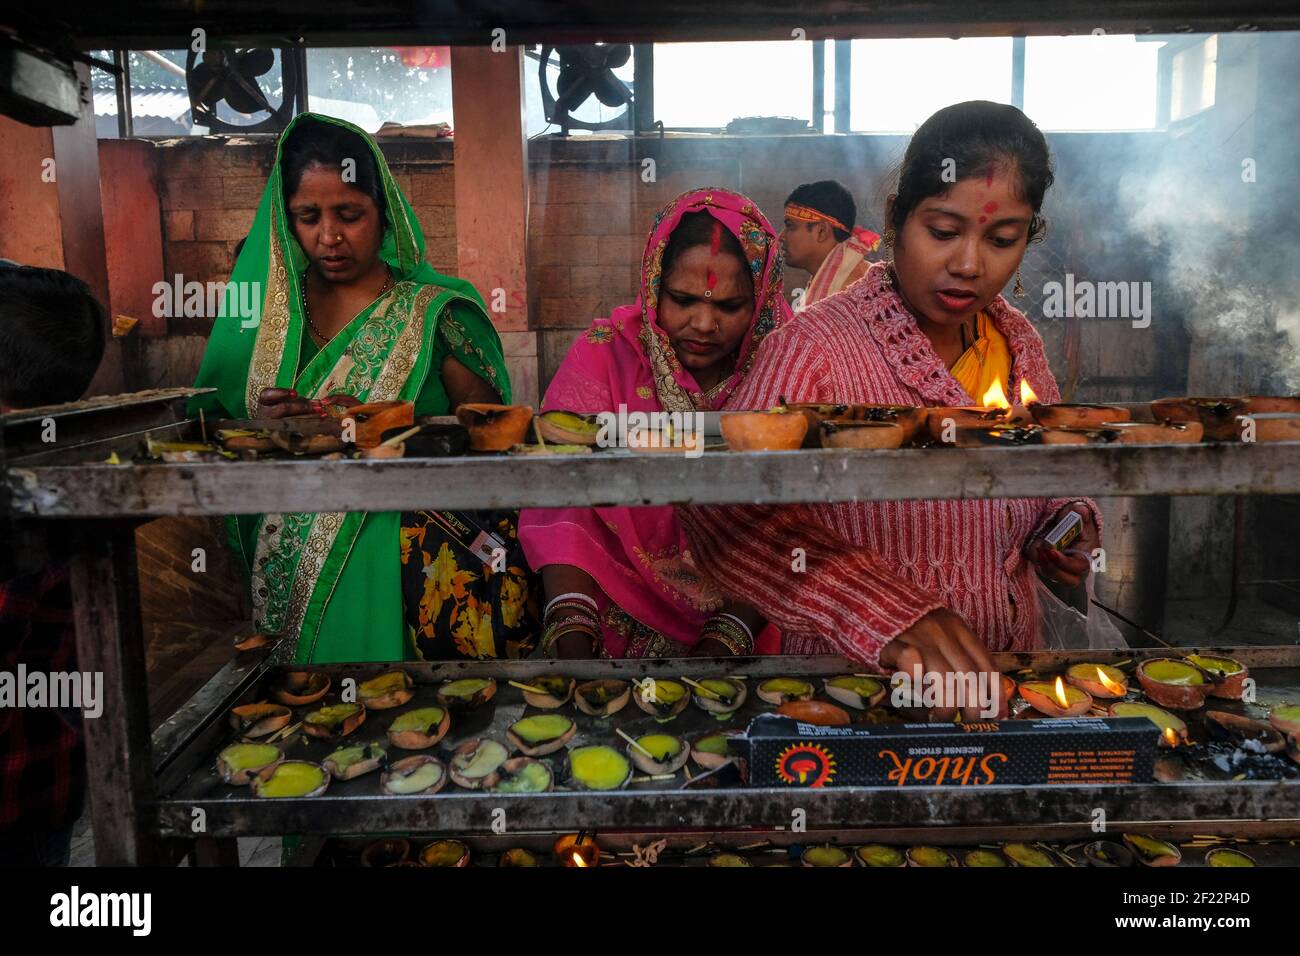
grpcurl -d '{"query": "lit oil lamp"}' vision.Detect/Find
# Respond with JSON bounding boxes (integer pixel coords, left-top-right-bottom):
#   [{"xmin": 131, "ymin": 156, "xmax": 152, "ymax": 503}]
[
  {"xmin": 1065, "ymin": 663, "xmax": 1128, "ymax": 700},
  {"xmin": 925, "ymin": 379, "xmax": 1029, "ymax": 441},
  {"xmin": 1109, "ymin": 701, "xmax": 1188, "ymax": 747},
  {"xmin": 1018, "ymin": 676, "xmax": 1093, "ymax": 718},
  {"xmin": 554, "ymin": 833, "xmax": 601, "ymax": 867}
]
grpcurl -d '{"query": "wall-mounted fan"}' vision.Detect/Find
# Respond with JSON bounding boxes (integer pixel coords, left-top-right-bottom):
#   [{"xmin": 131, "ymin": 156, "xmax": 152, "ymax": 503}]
[
  {"xmin": 537, "ymin": 44, "xmax": 633, "ymax": 134},
  {"xmin": 185, "ymin": 47, "xmax": 299, "ymax": 133}
]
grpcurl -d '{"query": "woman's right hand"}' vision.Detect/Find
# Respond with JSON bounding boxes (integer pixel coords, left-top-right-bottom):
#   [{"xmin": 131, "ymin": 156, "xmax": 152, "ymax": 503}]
[
  {"xmin": 257, "ymin": 387, "xmax": 316, "ymax": 419},
  {"xmin": 878, "ymin": 608, "xmax": 1005, "ymax": 721}
]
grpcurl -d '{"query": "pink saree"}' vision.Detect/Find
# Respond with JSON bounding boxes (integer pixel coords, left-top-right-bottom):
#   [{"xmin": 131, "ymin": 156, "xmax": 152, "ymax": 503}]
[{"xmin": 518, "ymin": 187, "xmax": 791, "ymax": 657}]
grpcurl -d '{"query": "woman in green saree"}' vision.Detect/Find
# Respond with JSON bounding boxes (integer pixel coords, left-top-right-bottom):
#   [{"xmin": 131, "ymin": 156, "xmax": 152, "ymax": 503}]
[{"xmin": 189, "ymin": 113, "xmax": 514, "ymax": 664}]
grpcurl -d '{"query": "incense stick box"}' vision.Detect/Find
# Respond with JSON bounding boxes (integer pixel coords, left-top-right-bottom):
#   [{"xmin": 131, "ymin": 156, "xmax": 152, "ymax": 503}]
[{"xmin": 739, "ymin": 714, "xmax": 1159, "ymax": 788}]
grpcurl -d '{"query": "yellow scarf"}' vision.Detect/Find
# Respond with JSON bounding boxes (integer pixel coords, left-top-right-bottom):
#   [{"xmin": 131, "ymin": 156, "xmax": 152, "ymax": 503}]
[{"xmin": 950, "ymin": 311, "xmax": 1012, "ymax": 403}]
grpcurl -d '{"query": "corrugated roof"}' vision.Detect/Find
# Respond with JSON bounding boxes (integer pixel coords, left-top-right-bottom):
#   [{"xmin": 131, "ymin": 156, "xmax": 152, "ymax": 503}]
[{"xmin": 93, "ymin": 88, "xmax": 190, "ymax": 119}]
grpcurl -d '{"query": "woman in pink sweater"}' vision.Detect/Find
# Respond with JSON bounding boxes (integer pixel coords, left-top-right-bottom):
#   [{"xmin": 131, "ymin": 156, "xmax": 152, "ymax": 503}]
[{"xmin": 680, "ymin": 102, "xmax": 1101, "ymax": 719}]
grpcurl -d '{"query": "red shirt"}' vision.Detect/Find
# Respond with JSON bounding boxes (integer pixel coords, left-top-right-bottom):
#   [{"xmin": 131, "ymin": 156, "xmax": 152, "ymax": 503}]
[
  {"xmin": 679, "ymin": 262, "xmax": 1100, "ymax": 666},
  {"xmin": 0, "ymin": 565, "xmax": 86, "ymax": 831}
]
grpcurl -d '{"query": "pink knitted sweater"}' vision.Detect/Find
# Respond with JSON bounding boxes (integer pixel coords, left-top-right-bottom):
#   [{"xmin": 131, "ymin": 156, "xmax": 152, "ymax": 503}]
[{"xmin": 679, "ymin": 261, "xmax": 1101, "ymax": 666}]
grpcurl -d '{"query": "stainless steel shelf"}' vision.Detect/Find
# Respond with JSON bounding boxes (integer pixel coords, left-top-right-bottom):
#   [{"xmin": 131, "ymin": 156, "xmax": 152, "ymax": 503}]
[{"xmin": 10, "ymin": 441, "xmax": 1300, "ymax": 518}]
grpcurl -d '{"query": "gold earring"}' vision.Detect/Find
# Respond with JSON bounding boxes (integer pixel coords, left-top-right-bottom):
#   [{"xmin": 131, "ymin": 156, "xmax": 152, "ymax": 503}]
[
  {"xmin": 883, "ymin": 226, "xmax": 895, "ymax": 249},
  {"xmin": 1013, "ymin": 270, "xmax": 1025, "ymax": 297}
]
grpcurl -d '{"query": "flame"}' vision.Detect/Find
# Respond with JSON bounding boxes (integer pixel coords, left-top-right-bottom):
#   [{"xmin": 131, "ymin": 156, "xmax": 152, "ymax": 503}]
[
  {"xmin": 1019, "ymin": 379, "xmax": 1040, "ymax": 405},
  {"xmin": 982, "ymin": 379, "xmax": 1011, "ymax": 411},
  {"xmin": 1054, "ymin": 675, "xmax": 1069, "ymax": 708},
  {"xmin": 572, "ymin": 851, "xmax": 588, "ymax": 867},
  {"xmin": 1163, "ymin": 727, "xmax": 1179, "ymax": 747},
  {"xmin": 1098, "ymin": 668, "xmax": 1126, "ymax": 696}
]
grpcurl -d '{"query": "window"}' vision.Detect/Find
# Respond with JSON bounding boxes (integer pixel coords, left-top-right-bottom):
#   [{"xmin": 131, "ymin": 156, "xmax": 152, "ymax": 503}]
[
  {"xmin": 1024, "ymin": 35, "xmax": 1162, "ymax": 130},
  {"xmin": 91, "ymin": 50, "xmax": 193, "ymax": 138},
  {"xmin": 849, "ymin": 38, "xmax": 1014, "ymax": 132},
  {"xmin": 306, "ymin": 47, "xmax": 453, "ymax": 133},
  {"xmin": 652, "ymin": 42, "xmax": 813, "ymax": 129}
]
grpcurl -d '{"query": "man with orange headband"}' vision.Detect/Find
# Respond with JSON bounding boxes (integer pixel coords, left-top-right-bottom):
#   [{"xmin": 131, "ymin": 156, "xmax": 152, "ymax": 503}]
[{"xmin": 781, "ymin": 180, "xmax": 881, "ymax": 312}]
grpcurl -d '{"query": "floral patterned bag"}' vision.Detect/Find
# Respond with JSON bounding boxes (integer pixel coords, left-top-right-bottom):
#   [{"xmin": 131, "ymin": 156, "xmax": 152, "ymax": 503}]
[{"xmin": 399, "ymin": 510, "xmax": 541, "ymax": 659}]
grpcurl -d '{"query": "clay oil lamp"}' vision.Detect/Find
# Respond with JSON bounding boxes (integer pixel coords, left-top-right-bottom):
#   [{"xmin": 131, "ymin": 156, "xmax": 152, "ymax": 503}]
[
  {"xmin": 448, "ymin": 738, "xmax": 510, "ymax": 789},
  {"xmin": 689, "ymin": 677, "xmax": 747, "ymax": 718},
  {"xmin": 1184, "ymin": 654, "xmax": 1249, "ymax": 700},
  {"xmin": 625, "ymin": 732, "xmax": 689, "ymax": 775},
  {"xmin": 435, "ymin": 677, "xmax": 497, "ymax": 711},
  {"xmin": 1136, "ymin": 658, "xmax": 1209, "ymax": 710},
  {"xmin": 360, "ymin": 838, "xmax": 410, "ymax": 867},
  {"xmin": 573, "ymin": 679, "xmax": 631, "ymax": 718},
  {"xmin": 1019, "ymin": 676, "xmax": 1092, "ymax": 717},
  {"xmin": 567, "ymin": 745, "xmax": 633, "ymax": 791},
  {"xmin": 228, "ymin": 702, "xmax": 292, "ymax": 738},
  {"xmin": 707, "ymin": 853, "xmax": 751, "ymax": 867},
  {"xmin": 250, "ymin": 760, "xmax": 329, "ymax": 798},
  {"xmin": 927, "ymin": 379, "xmax": 1030, "ymax": 442},
  {"xmin": 1083, "ymin": 841, "xmax": 1135, "ymax": 867},
  {"xmin": 824, "ymin": 675, "xmax": 887, "ymax": 710},
  {"xmin": 506, "ymin": 713, "xmax": 576, "ymax": 756},
  {"xmin": 801, "ymin": 845, "xmax": 852, "ymax": 868},
  {"xmin": 1241, "ymin": 411, "xmax": 1300, "ymax": 442},
  {"xmin": 958, "ymin": 423, "xmax": 1046, "ymax": 447},
  {"xmin": 1122, "ymin": 833, "xmax": 1182, "ymax": 867},
  {"xmin": 499, "ymin": 848, "xmax": 539, "ymax": 868},
  {"xmin": 387, "ymin": 706, "xmax": 451, "ymax": 750},
  {"xmin": 1030, "ymin": 402, "xmax": 1131, "ymax": 430},
  {"xmin": 357, "ymin": 670, "xmax": 414, "ymax": 710},
  {"xmin": 626, "ymin": 421, "xmax": 703, "ymax": 455},
  {"xmin": 1205, "ymin": 848, "xmax": 1256, "ymax": 867},
  {"xmin": 757, "ymin": 677, "xmax": 815, "ymax": 706},
  {"xmin": 1268, "ymin": 704, "xmax": 1300, "ymax": 737},
  {"xmin": 633, "ymin": 678, "xmax": 690, "ymax": 721},
  {"xmin": 455, "ymin": 403, "xmax": 535, "ymax": 451},
  {"xmin": 420, "ymin": 839, "xmax": 470, "ymax": 868},
  {"xmin": 1066, "ymin": 663, "xmax": 1128, "ymax": 700},
  {"xmin": 513, "ymin": 675, "xmax": 574, "ymax": 709},
  {"xmin": 491, "ymin": 757, "xmax": 555, "ymax": 793},
  {"xmin": 962, "ymin": 848, "xmax": 1008, "ymax": 868},
  {"xmin": 554, "ymin": 833, "xmax": 601, "ymax": 867},
  {"xmin": 1108, "ymin": 701, "xmax": 1188, "ymax": 747},
  {"xmin": 906, "ymin": 846, "xmax": 958, "ymax": 868},
  {"xmin": 1150, "ymin": 396, "xmax": 1250, "ymax": 441},
  {"xmin": 1204, "ymin": 711, "xmax": 1286, "ymax": 755},
  {"xmin": 855, "ymin": 844, "xmax": 906, "ymax": 868},
  {"xmin": 859, "ymin": 404, "xmax": 928, "ymax": 442},
  {"xmin": 781, "ymin": 402, "xmax": 853, "ymax": 446},
  {"xmin": 270, "ymin": 670, "xmax": 331, "ymax": 707},
  {"xmin": 216, "ymin": 742, "xmax": 283, "ymax": 786},
  {"xmin": 720, "ymin": 409, "xmax": 808, "ymax": 451},
  {"xmin": 690, "ymin": 731, "xmax": 739, "ymax": 770},
  {"xmin": 818, "ymin": 419, "xmax": 904, "ymax": 450},
  {"xmin": 303, "ymin": 701, "xmax": 366, "ymax": 740},
  {"xmin": 536, "ymin": 410, "xmax": 602, "ymax": 445},
  {"xmin": 381, "ymin": 754, "xmax": 446, "ymax": 795},
  {"xmin": 1002, "ymin": 843, "xmax": 1057, "ymax": 867},
  {"xmin": 323, "ymin": 742, "xmax": 387, "ymax": 781},
  {"xmin": 777, "ymin": 700, "xmax": 851, "ymax": 726}
]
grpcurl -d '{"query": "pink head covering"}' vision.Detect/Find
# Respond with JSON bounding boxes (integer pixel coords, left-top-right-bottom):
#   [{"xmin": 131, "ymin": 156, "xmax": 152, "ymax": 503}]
[{"xmin": 519, "ymin": 187, "xmax": 791, "ymax": 656}]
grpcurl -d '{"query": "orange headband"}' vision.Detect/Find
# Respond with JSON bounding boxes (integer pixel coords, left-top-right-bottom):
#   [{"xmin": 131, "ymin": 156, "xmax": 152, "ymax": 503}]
[{"xmin": 785, "ymin": 202, "xmax": 851, "ymax": 235}]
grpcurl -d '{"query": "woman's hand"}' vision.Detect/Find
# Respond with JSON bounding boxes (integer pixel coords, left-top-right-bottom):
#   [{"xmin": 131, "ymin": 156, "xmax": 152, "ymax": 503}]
[
  {"xmin": 878, "ymin": 608, "xmax": 1005, "ymax": 720},
  {"xmin": 257, "ymin": 387, "xmax": 359, "ymax": 419},
  {"xmin": 1025, "ymin": 502, "xmax": 1099, "ymax": 588}
]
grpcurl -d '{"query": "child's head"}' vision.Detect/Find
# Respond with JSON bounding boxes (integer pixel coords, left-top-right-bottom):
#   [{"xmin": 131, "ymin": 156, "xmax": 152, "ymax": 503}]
[
  {"xmin": 0, "ymin": 264, "xmax": 106, "ymax": 411},
  {"xmin": 885, "ymin": 101, "xmax": 1053, "ymax": 329}
]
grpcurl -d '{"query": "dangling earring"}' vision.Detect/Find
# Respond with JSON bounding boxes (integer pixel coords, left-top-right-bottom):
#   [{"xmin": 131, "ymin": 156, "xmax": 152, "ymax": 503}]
[
  {"xmin": 883, "ymin": 226, "xmax": 895, "ymax": 249},
  {"xmin": 1013, "ymin": 270, "xmax": 1025, "ymax": 297}
]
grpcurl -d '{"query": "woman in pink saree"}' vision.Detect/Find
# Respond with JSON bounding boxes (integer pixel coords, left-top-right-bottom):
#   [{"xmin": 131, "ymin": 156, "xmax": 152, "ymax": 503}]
[{"xmin": 518, "ymin": 187, "xmax": 790, "ymax": 658}]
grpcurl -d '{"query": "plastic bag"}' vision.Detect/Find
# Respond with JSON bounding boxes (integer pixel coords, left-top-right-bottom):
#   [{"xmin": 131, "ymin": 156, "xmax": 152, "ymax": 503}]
[{"xmin": 1034, "ymin": 574, "xmax": 1127, "ymax": 650}]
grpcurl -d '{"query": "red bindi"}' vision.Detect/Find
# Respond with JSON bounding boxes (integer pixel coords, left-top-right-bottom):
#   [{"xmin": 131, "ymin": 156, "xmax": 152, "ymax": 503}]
[
  {"xmin": 983, "ymin": 201, "xmax": 998, "ymax": 214},
  {"xmin": 978, "ymin": 216, "xmax": 987, "ymax": 224}
]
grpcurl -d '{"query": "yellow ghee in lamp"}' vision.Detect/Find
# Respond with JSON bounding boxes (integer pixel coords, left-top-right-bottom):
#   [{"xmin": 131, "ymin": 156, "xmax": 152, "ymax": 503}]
[
  {"xmin": 569, "ymin": 745, "xmax": 631, "ymax": 790},
  {"xmin": 256, "ymin": 762, "xmax": 325, "ymax": 798}
]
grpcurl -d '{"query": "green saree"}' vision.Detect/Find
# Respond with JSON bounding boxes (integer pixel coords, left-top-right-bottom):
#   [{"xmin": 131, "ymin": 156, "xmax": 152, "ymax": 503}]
[{"xmin": 188, "ymin": 113, "xmax": 511, "ymax": 664}]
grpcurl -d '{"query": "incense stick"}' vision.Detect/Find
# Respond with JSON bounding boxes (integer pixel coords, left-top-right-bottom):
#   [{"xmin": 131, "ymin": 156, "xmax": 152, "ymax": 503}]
[
  {"xmin": 508, "ymin": 679, "xmax": 549, "ymax": 695},
  {"xmin": 680, "ymin": 676, "xmax": 722, "ymax": 700},
  {"xmin": 1089, "ymin": 598, "xmax": 1174, "ymax": 648},
  {"xmin": 616, "ymin": 727, "xmax": 655, "ymax": 758},
  {"xmin": 380, "ymin": 424, "xmax": 422, "ymax": 448}
]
